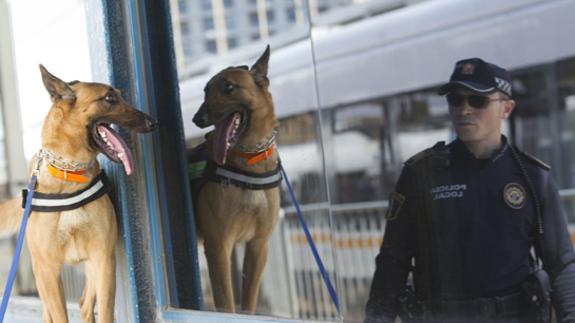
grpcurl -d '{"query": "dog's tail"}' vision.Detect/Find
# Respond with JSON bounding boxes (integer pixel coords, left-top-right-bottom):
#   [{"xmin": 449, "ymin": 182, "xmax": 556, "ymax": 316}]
[{"xmin": 0, "ymin": 198, "xmax": 24, "ymax": 234}]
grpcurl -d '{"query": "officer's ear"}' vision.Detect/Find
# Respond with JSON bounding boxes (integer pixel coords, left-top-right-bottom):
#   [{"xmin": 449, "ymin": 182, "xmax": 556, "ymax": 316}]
[{"xmin": 501, "ymin": 99, "xmax": 516, "ymax": 119}]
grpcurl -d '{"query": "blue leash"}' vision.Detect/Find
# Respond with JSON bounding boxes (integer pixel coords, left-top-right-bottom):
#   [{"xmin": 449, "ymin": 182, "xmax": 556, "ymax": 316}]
[
  {"xmin": 0, "ymin": 169, "xmax": 38, "ymax": 322},
  {"xmin": 279, "ymin": 163, "xmax": 341, "ymax": 314}
]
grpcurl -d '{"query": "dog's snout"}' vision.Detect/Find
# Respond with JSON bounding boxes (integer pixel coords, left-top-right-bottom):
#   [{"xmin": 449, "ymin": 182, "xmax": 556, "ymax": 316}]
[
  {"xmin": 146, "ymin": 116, "xmax": 158, "ymax": 131},
  {"xmin": 193, "ymin": 103, "xmax": 210, "ymax": 128}
]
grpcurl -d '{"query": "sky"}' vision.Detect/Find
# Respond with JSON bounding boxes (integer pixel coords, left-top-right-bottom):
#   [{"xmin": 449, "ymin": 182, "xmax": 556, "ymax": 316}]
[{"xmin": 7, "ymin": 0, "xmax": 92, "ymax": 159}]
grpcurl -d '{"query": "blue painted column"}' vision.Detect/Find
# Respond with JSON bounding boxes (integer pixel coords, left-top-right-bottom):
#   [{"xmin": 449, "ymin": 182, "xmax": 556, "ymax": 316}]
[{"xmin": 85, "ymin": 0, "xmax": 203, "ymax": 321}]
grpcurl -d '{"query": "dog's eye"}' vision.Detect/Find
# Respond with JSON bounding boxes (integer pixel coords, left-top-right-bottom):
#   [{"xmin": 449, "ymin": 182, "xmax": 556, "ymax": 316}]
[
  {"xmin": 104, "ymin": 93, "xmax": 117, "ymax": 104},
  {"xmin": 219, "ymin": 79, "xmax": 235, "ymax": 94}
]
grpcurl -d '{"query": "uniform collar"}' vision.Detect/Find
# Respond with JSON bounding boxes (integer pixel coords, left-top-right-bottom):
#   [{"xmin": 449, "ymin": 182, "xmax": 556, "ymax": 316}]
[{"xmin": 451, "ymin": 135, "xmax": 509, "ymax": 165}]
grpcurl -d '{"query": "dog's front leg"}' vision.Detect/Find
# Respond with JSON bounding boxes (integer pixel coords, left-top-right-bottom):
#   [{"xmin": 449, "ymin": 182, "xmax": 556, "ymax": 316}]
[
  {"xmin": 94, "ymin": 254, "xmax": 116, "ymax": 323},
  {"xmin": 31, "ymin": 258, "xmax": 68, "ymax": 323},
  {"xmin": 241, "ymin": 238, "xmax": 269, "ymax": 313},
  {"xmin": 204, "ymin": 238, "xmax": 236, "ymax": 312},
  {"xmin": 80, "ymin": 261, "xmax": 96, "ymax": 323},
  {"xmin": 41, "ymin": 307, "xmax": 53, "ymax": 323}
]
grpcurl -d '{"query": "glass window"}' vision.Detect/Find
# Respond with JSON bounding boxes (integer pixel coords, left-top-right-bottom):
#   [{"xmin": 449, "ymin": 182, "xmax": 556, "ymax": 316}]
[
  {"xmin": 174, "ymin": 0, "xmax": 341, "ymax": 319},
  {"xmin": 178, "ymin": 0, "xmax": 188, "ymax": 13},
  {"xmin": 201, "ymin": 0, "xmax": 212, "ymax": 10},
  {"xmin": 286, "ymin": 7, "xmax": 296, "ymax": 22},
  {"xmin": 203, "ymin": 17, "xmax": 214, "ymax": 30},
  {"xmin": 227, "ymin": 37, "xmax": 237, "ymax": 49},
  {"xmin": 249, "ymin": 12, "xmax": 259, "ymax": 27},
  {"xmin": 318, "ymin": 5, "xmax": 329, "ymax": 14},
  {"xmin": 183, "ymin": 42, "xmax": 193, "ymax": 57},
  {"xmin": 180, "ymin": 21, "xmax": 190, "ymax": 35},
  {"xmin": 63, "ymin": 0, "xmax": 575, "ymax": 322},
  {"xmin": 205, "ymin": 39, "xmax": 216, "ymax": 53},
  {"xmin": 267, "ymin": 10, "xmax": 275, "ymax": 23},
  {"xmin": 225, "ymin": 15, "xmax": 236, "ymax": 29}
]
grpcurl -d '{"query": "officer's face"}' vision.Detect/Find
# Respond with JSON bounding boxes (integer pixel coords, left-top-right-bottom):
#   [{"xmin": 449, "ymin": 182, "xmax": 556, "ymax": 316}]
[{"xmin": 448, "ymin": 88, "xmax": 515, "ymax": 148}]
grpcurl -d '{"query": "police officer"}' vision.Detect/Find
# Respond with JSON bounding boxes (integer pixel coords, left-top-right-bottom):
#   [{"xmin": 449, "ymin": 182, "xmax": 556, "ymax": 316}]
[{"xmin": 365, "ymin": 58, "xmax": 575, "ymax": 323}]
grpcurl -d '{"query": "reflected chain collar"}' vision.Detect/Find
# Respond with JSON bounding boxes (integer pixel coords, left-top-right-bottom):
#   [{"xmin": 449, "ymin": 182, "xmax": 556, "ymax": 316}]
[{"xmin": 235, "ymin": 128, "xmax": 278, "ymax": 154}]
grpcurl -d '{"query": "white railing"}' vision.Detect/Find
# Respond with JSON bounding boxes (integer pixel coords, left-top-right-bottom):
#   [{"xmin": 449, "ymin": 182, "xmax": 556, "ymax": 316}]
[{"xmin": 275, "ymin": 189, "xmax": 575, "ymax": 321}]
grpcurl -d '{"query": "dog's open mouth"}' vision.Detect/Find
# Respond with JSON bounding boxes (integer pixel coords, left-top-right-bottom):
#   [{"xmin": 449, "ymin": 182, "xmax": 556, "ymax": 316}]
[
  {"xmin": 213, "ymin": 111, "xmax": 248, "ymax": 165},
  {"xmin": 91, "ymin": 123, "xmax": 135, "ymax": 175}
]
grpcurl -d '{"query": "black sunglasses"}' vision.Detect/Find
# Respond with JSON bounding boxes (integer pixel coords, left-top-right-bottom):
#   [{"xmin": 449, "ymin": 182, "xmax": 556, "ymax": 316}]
[{"xmin": 446, "ymin": 93, "xmax": 508, "ymax": 109}]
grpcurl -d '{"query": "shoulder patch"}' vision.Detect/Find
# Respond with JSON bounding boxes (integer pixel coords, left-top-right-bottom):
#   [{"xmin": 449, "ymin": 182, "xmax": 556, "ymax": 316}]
[
  {"xmin": 518, "ymin": 150, "xmax": 551, "ymax": 171},
  {"xmin": 385, "ymin": 192, "xmax": 405, "ymax": 221},
  {"xmin": 405, "ymin": 149, "xmax": 432, "ymax": 167},
  {"xmin": 405, "ymin": 141, "xmax": 447, "ymax": 167}
]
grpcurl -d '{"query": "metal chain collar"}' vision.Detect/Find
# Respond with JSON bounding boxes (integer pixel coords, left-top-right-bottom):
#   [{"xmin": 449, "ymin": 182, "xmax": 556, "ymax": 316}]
[
  {"xmin": 235, "ymin": 128, "xmax": 278, "ymax": 154},
  {"xmin": 38, "ymin": 148, "xmax": 96, "ymax": 172}
]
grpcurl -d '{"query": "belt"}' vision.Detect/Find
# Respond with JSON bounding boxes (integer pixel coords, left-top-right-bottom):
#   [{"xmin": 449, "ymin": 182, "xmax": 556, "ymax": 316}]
[{"xmin": 439, "ymin": 293, "xmax": 523, "ymax": 318}]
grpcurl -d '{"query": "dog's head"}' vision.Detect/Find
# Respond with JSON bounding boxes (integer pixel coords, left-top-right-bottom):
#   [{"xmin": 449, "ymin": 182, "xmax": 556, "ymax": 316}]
[
  {"xmin": 192, "ymin": 45, "xmax": 273, "ymax": 165},
  {"xmin": 39, "ymin": 65, "xmax": 157, "ymax": 175}
]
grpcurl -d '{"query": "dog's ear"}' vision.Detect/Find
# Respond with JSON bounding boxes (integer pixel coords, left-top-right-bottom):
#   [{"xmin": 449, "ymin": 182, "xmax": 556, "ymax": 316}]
[
  {"xmin": 39, "ymin": 64, "xmax": 76, "ymax": 103},
  {"xmin": 250, "ymin": 45, "xmax": 270, "ymax": 87}
]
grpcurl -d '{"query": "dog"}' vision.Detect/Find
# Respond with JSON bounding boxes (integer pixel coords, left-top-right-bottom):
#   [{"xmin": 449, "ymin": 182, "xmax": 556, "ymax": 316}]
[
  {"xmin": 0, "ymin": 65, "xmax": 156, "ymax": 322},
  {"xmin": 191, "ymin": 46, "xmax": 281, "ymax": 313}
]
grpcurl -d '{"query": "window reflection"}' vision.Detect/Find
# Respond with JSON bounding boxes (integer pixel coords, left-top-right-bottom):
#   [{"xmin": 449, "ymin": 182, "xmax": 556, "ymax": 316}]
[
  {"xmin": 175, "ymin": 0, "xmax": 575, "ymax": 321},
  {"xmin": 177, "ymin": 0, "xmax": 331, "ymax": 319}
]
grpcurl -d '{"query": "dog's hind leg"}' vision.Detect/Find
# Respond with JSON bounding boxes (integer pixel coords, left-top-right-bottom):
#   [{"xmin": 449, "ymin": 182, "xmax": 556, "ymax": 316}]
[
  {"xmin": 31, "ymin": 258, "xmax": 68, "ymax": 323},
  {"xmin": 0, "ymin": 198, "xmax": 23, "ymax": 233},
  {"xmin": 93, "ymin": 254, "xmax": 116, "ymax": 323},
  {"xmin": 80, "ymin": 262, "xmax": 96, "ymax": 323},
  {"xmin": 241, "ymin": 238, "xmax": 269, "ymax": 314},
  {"xmin": 204, "ymin": 238, "xmax": 236, "ymax": 312}
]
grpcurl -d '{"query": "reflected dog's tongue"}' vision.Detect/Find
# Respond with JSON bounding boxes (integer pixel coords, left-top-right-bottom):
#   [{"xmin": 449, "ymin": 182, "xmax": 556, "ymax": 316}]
[{"xmin": 213, "ymin": 112, "xmax": 242, "ymax": 165}]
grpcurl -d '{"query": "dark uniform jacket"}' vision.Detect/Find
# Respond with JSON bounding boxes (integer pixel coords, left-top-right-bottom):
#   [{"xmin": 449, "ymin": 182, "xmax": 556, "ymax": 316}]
[{"xmin": 365, "ymin": 137, "xmax": 575, "ymax": 322}]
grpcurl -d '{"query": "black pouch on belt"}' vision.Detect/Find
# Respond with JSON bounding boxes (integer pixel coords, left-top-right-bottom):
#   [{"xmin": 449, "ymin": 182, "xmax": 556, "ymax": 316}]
[{"xmin": 521, "ymin": 268, "xmax": 551, "ymax": 323}]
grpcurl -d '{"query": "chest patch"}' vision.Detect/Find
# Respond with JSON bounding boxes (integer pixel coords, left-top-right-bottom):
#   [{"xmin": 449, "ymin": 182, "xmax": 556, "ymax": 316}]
[
  {"xmin": 431, "ymin": 184, "xmax": 466, "ymax": 200},
  {"xmin": 503, "ymin": 183, "xmax": 526, "ymax": 209}
]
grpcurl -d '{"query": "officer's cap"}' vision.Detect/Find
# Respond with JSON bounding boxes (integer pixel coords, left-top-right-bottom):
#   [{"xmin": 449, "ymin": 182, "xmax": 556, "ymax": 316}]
[{"xmin": 438, "ymin": 58, "xmax": 512, "ymax": 97}]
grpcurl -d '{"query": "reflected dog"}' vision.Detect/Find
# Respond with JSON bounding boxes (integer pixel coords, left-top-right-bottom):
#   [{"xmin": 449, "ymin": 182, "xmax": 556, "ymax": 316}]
[
  {"xmin": 0, "ymin": 66, "xmax": 156, "ymax": 323},
  {"xmin": 192, "ymin": 46, "xmax": 281, "ymax": 313}
]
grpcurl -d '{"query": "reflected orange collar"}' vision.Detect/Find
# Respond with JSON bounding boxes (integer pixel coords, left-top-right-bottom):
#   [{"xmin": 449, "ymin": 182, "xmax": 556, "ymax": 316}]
[
  {"xmin": 47, "ymin": 163, "xmax": 90, "ymax": 183},
  {"xmin": 232, "ymin": 144, "xmax": 275, "ymax": 165}
]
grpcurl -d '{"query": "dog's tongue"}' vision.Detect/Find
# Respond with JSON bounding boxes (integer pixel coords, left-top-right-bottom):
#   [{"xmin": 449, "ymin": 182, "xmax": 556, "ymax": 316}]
[
  {"xmin": 97, "ymin": 125, "xmax": 135, "ymax": 175},
  {"xmin": 213, "ymin": 112, "xmax": 241, "ymax": 165}
]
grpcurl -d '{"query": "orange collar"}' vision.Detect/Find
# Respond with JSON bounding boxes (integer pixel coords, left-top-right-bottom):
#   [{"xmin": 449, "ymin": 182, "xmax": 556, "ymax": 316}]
[
  {"xmin": 232, "ymin": 144, "xmax": 275, "ymax": 165},
  {"xmin": 47, "ymin": 163, "xmax": 90, "ymax": 183}
]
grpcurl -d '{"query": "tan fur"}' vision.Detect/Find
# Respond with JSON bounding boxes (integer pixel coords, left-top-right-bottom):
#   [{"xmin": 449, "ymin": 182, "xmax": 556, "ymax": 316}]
[
  {"xmin": 0, "ymin": 65, "xmax": 155, "ymax": 323},
  {"xmin": 193, "ymin": 47, "xmax": 280, "ymax": 313}
]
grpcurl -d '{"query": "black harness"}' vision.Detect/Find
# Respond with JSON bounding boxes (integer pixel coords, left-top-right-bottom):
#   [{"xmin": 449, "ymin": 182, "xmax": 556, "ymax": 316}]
[
  {"xmin": 21, "ymin": 172, "xmax": 112, "ymax": 212},
  {"xmin": 204, "ymin": 159, "xmax": 282, "ymax": 190},
  {"xmin": 189, "ymin": 142, "xmax": 282, "ymax": 191}
]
